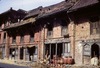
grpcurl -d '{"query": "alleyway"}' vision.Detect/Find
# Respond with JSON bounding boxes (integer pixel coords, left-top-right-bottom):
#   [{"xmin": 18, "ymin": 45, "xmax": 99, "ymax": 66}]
[{"xmin": 0, "ymin": 62, "xmax": 30, "ymax": 68}]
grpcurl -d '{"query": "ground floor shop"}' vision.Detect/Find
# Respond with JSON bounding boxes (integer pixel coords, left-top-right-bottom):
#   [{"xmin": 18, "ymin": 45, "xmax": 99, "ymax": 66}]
[
  {"xmin": 6, "ymin": 45, "xmax": 38, "ymax": 61},
  {"xmin": 45, "ymin": 43, "xmax": 70, "ymax": 60},
  {"xmin": 2, "ymin": 38, "xmax": 100, "ymax": 65},
  {"xmin": 44, "ymin": 38, "xmax": 71, "ymax": 62}
]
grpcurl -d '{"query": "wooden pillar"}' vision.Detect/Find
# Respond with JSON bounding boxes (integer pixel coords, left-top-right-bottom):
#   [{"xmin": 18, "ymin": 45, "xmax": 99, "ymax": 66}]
[
  {"xmin": 63, "ymin": 43, "xmax": 65, "ymax": 56},
  {"xmin": 50, "ymin": 44, "xmax": 51, "ymax": 60},
  {"xmin": 56, "ymin": 43, "xmax": 57, "ymax": 56},
  {"xmin": 18, "ymin": 46, "xmax": 21, "ymax": 60},
  {"xmin": 5, "ymin": 32, "xmax": 10, "ymax": 59},
  {"xmin": 23, "ymin": 47, "xmax": 26, "ymax": 61}
]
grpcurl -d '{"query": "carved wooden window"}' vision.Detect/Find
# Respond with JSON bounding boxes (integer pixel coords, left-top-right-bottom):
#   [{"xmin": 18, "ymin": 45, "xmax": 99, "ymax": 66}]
[
  {"xmin": 90, "ymin": 16, "xmax": 100, "ymax": 34},
  {"xmin": 47, "ymin": 23, "xmax": 53, "ymax": 38},
  {"xmin": 12, "ymin": 36, "xmax": 16, "ymax": 44},
  {"xmin": 3, "ymin": 33, "xmax": 6, "ymax": 43},
  {"xmin": 61, "ymin": 19, "xmax": 68, "ymax": 36}
]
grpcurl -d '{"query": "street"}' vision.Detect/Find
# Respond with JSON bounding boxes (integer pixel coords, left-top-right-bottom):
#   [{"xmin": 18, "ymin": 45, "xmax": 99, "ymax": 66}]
[{"xmin": 0, "ymin": 62, "xmax": 30, "ymax": 68}]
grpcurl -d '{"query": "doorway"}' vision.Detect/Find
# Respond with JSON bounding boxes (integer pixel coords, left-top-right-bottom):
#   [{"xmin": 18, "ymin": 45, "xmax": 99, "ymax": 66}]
[
  {"xmin": 20, "ymin": 47, "xmax": 24, "ymax": 60},
  {"xmin": 27, "ymin": 46, "xmax": 36, "ymax": 61},
  {"xmin": 91, "ymin": 43, "xmax": 99, "ymax": 59}
]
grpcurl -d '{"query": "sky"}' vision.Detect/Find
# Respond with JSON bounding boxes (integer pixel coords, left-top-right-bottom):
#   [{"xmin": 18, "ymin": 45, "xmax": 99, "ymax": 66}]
[{"xmin": 0, "ymin": 0, "xmax": 64, "ymax": 13}]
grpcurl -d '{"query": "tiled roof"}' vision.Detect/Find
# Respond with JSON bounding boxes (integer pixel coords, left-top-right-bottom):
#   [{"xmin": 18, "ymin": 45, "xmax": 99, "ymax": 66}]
[
  {"xmin": 24, "ymin": 6, "xmax": 42, "ymax": 19},
  {"xmin": 0, "ymin": 8, "xmax": 17, "ymax": 16},
  {"xmin": 37, "ymin": 1, "xmax": 73, "ymax": 19},
  {"xmin": 3, "ymin": 18, "xmax": 36, "ymax": 30},
  {"xmin": 69, "ymin": 0, "xmax": 99, "ymax": 12}
]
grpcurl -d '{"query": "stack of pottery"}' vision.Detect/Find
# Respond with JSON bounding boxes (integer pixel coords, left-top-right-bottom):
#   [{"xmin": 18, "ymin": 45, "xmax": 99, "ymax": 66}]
[
  {"xmin": 63, "ymin": 56, "xmax": 68, "ymax": 64},
  {"xmin": 67, "ymin": 56, "xmax": 74, "ymax": 64},
  {"xmin": 59, "ymin": 58, "xmax": 63, "ymax": 64},
  {"xmin": 63, "ymin": 56, "xmax": 74, "ymax": 64},
  {"xmin": 52, "ymin": 55, "xmax": 57, "ymax": 64}
]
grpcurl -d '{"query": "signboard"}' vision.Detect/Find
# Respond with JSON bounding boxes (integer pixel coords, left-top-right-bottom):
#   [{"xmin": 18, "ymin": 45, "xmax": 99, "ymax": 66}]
[{"xmin": 83, "ymin": 44, "xmax": 91, "ymax": 56}]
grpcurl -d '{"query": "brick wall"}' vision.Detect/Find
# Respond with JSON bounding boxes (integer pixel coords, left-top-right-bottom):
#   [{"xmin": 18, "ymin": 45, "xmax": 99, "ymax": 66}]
[
  {"xmin": 24, "ymin": 34, "xmax": 30, "ymax": 43},
  {"xmin": 16, "ymin": 35, "xmax": 20, "ymax": 45},
  {"xmin": 0, "ymin": 23, "xmax": 5, "ymax": 44},
  {"xmin": 9, "ymin": 37, "xmax": 12, "ymax": 44},
  {"xmin": 53, "ymin": 20, "xmax": 62, "ymax": 38},
  {"xmin": 75, "ymin": 19, "xmax": 90, "ymax": 40},
  {"xmin": 34, "ymin": 32, "xmax": 40, "ymax": 42},
  {"xmin": 74, "ymin": 17, "xmax": 100, "ymax": 41}
]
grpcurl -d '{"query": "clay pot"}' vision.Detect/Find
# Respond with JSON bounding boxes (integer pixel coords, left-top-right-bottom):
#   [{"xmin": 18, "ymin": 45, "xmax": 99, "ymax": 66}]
[
  {"xmin": 63, "ymin": 57, "xmax": 68, "ymax": 64},
  {"xmin": 67, "ymin": 56, "xmax": 74, "ymax": 64},
  {"xmin": 59, "ymin": 58, "xmax": 63, "ymax": 64},
  {"xmin": 57, "ymin": 59, "xmax": 60, "ymax": 64}
]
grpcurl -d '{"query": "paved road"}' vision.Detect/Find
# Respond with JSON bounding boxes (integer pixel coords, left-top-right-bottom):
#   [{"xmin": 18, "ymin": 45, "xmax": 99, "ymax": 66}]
[{"xmin": 0, "ymin": 62, "xmax": 30, "ymax": 68}]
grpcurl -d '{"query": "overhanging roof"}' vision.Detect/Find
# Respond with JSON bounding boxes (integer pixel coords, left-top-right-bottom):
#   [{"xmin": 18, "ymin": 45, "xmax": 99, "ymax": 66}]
[
  {"xmin": 3, "ymin": 18, "xmax": 36, "ymax": 30},
  {"xmin": 37, "ymin": 1, "xmax": 73, "ymax": 19},
  {"xmin": 24, "ymin": 6, "xmax": 42, "ymax": 19},
  {"xmin": 68, "ymin": 0, "xmax": 99, "ymax": 12}
]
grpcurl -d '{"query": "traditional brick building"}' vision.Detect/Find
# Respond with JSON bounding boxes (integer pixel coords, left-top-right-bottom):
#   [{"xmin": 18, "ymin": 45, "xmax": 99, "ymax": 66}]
[
  {"xmin": 36, "ymin": 0, "xmax": 73, "ymax": 61},
  {"xmin": 3, "ymin": 7, "xmax": 42, "ymax": 61},
  {"xmin": 0, "ymin": 8, "xmax": 26, "ymax": 59},
  {"xmin": 0, "ymin": 0, "xmax": 100, "ymax": 65},
  {"xmin": 36, "ymin": 0, "xmax": 100, "ymax": 65},
  {"xmin": 68, "ymin": 0, "xmax": 100, "ymax": 64}
]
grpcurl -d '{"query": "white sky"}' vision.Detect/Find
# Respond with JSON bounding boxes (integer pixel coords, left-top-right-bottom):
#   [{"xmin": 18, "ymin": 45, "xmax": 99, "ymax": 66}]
[{"xmin": 0, "ymin": 0, "xmax": 64, "ymax": 13}]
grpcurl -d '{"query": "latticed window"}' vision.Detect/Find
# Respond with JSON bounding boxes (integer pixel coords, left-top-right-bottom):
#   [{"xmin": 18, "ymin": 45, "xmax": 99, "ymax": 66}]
[
  {"xmin": 47, "ymin": 22, "xmax": 53, "ymax": 38},
  {"xmin": 20, "ymin": 35, "xmax": 24, "ymax": 43},
  {"xmin": 12, "ymin": 36, "xmax": 16, "ymax": 44},
  {"xmin": 61, "ymin": 19, "xmax": 68, "ymax": 36},
  {"xmin": 3, "ymin": 33, "xmax": 6, "ymax": 43},
  {"xmin": 90, "ymin": 16, "xmax": 100, "ymax": 34},
  {"xmin": 61, "ymin": 26, "xmax": 68, "ymax": 36}
]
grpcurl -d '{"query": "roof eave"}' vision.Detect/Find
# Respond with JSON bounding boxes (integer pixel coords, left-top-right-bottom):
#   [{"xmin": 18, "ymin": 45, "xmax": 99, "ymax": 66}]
[
  {"xmin": 37, "ymin": 7, "xmax": 70, "ymax": 20},
  {"xmin": 68, "ymin": 2, "xmax": 99, "ymax": 13}
]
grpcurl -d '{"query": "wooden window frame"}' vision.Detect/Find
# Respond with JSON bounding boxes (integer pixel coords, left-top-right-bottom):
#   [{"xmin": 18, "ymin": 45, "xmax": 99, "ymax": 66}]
[{"xmin": 90, "ymin": 16, "xmax": 100, "ymax": 34}]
